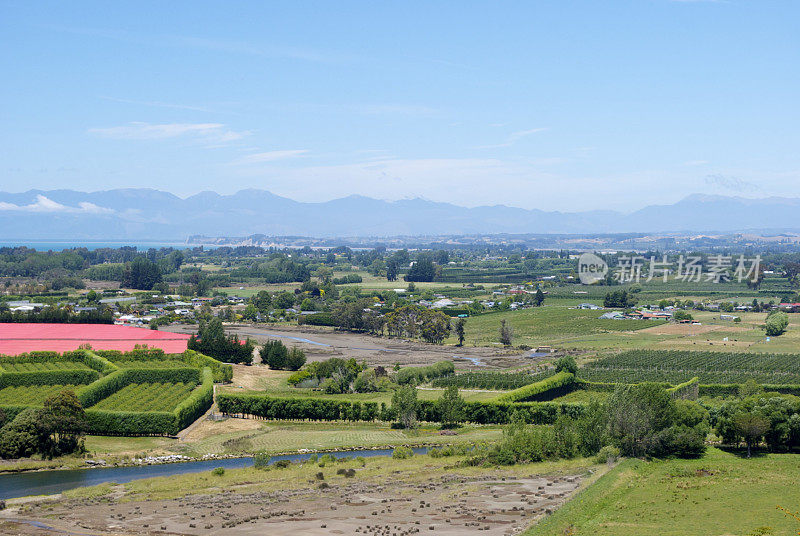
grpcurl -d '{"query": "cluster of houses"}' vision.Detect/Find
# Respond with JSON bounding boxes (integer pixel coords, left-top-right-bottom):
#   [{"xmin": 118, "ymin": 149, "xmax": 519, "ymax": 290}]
[
  {"xmin": 597, "ymin": 309, "xmax": 678, "ymax": 321},
  {"xmin": 575, "ymin": 303, "xmax": 687, "ymax": 322}
]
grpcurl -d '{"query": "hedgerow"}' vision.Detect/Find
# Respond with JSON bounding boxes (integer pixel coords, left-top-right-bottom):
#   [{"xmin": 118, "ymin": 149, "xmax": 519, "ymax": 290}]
[
  {"xmin": 0, "ymin": 369, "xmax": 100, "ymax": 388},
  {"xmin": 84, "ymin": 409, "xmax": 180, "ymax": 436},
  {"xmin": 96, "ymin": 348, "xmax": 231, "ymax": 383},
  {"xmin": 394, "ymin": 361, "xmax": 454, "ymax": 385},
  {"xmin": 174, "ymin": 367, "xmax": 214, "ymax": 430},
  {"xmin": 666, "ymin": 377, "xmax": 700, "ymax": 400},
  {"xmin": 182, "ymin": 350, "xmax": 233, "ymax": 382},
  {"xmin": 418, "ymin": 399, "xmax": 585, "ymax": 424},
  {"xmin": 61, "ymin": 350, "xmax": 119, "ymax": 374},
  {"xmin": 217, "ymin": 393, "xmax": 379, "ymax": 422},
  {"xmin": 216, "ymin": 392, "xmax": 584, "ymax": 425},
  {"xmin": 495, "ymin": 371, "xmax": 575, "ymax": 403},
  {"xmin": 431, "ymin": 370, "xmax": 554, "ymax": 390}
]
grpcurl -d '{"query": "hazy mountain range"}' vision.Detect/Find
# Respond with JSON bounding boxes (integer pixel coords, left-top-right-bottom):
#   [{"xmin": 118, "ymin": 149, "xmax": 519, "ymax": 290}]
[{"xmin": 1, "ymin": 189, "xmax": 799, "ymax": 240}]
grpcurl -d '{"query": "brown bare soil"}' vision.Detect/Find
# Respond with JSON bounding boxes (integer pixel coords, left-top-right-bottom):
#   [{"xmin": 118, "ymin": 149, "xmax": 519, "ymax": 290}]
[
  {"xmin": 2, "ymin": 471, "xmax": 582, "ymax": 536},
  {"xmin": 162, "ymin": 324, "xmax": 548, "ymax": 370}
]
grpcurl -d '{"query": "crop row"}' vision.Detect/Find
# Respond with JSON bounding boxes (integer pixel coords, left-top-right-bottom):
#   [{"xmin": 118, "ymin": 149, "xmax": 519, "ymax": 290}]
[
  {"xmin": 0, "ymin": 384, "xmax": 83, "ymax": 406},
  {"xmin": 581, "ymin": 368, "xmax": 800, "ymax": 385},
  {"xmin": 431, "ymin": 370, "xmax": 554, "ymax": 390},
  {"xmin": 0, "ymin": 361, "xmax": 92, "ymax": 373},
  {"xmin": 113, "ymin": 360, "xmax": 190, "ymax": 369},
  {"xmin": 587, "ymin": 350, "xmax": 800, "ymax": 375},
  {"xmin": 89, "ymin": 382, "xmax": 196, "ymax": 412}
]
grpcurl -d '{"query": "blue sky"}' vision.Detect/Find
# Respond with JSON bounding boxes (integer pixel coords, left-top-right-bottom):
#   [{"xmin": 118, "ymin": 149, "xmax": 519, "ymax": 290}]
[{"xmin": 1, "ymin": 0, "xmax": 798, "ymax": 211}]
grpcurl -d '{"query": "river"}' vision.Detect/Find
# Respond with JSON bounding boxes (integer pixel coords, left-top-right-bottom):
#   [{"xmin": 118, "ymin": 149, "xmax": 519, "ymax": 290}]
[{"xmin": 0, "ymin": 447, "xmax": 428, "ymax": 500}]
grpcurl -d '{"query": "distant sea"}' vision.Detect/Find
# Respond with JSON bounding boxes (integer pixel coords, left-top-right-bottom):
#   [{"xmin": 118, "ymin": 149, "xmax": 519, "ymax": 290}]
[{"xmin": 0, "ymin": 240, "xmax": 205, "ymax": 251}]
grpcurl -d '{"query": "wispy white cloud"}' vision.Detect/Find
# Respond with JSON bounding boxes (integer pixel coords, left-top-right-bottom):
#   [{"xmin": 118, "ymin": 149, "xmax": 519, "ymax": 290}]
[
  {"xmin": 234, "ymin": 150, "xmax": 309, "ymax": 165},
  {"xmin": 88, "ymin": 122, "xmax": 249, "ymax": 144},
  {"xmin": 477, "ymin": 127, "xmax": 548, "ymax": 149},
  {"xmin": 0, "ymin": 195, "xmax": 114, "ymax": 214}
]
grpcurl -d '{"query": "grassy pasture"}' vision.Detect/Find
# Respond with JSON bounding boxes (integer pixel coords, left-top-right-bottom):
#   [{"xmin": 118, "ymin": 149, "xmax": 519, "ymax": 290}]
[
  {"xmin": 181, "ymin": 420, "xmax": 504, "ymax": 456},
  {"xmin": 529, "ymin": 448, "xmax": 800, "ymax": 536},
  {"xmin": 449, "ymin": 306, "xmax": 665, "ymax": 347}
]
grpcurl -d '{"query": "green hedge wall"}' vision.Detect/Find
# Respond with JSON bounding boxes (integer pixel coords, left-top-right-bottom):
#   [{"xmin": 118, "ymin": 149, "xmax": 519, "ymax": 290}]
[
  {"xmin": 62, "ymin": 350, "xmax": 119, "ymax": 374},
  {"xmin": 0, "ymin": 369, "xmax": 100, "ymax": 388},
  {"xmin": 667, "ymin": 377, "xmax": 700, "ymax": 400},
  {"xmin": 394, "ymin": 361, "xmax": 455, "ymax": 385},
  {"xmin": 84, "ymin": 410, "xmax": 180, "ymax": 436},
  {"xmin": 216, "ymin": 393, "xmax": 584, "ymax": 425},
  {"xmin": 418, "ymin": 399, "xmax": 585, "ymax": 424},
  {"xmin": 217, "ymin": 393, "xmax": 379, "ymax": 422},
  {"xmin": 182, "ymin": 350, "xmax": 233, "ymax": 383},
  {"xmin": 95, "ymin": 348, "xmax": 231, "ymax": 383},
  {"xmin": 698, "ymin": 383, "xmax": 800, "ymax": 397},
  {"xmin": 495, "ymin": 371, "xmax": 575, "ymax": 402},
  {"xmin": 174, "ymin": 368, "xmax": 214, "ymax": 430}
]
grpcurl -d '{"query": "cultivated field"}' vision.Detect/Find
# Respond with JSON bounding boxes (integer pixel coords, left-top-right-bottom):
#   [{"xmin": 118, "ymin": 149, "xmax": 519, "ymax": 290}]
[{"xmin": 583, "ymin": 350, "xmax": 800, "ymax": 385}]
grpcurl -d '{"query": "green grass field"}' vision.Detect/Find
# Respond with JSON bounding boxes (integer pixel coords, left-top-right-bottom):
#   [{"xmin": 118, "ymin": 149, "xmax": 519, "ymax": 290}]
[
  {"xmin": 181, "ymin": 420, "xmax": 504, "ymax": 456},
  {"xmin": 227, "ymin": 381, "xmax": 500, "ymax": 405},
  {"xmin": 529, "ymin": 448, "xmax": 800, "ymax": 536},
  {"xmin": 450, "ymin": 306, "xmax": 665, "ymax": 347}
]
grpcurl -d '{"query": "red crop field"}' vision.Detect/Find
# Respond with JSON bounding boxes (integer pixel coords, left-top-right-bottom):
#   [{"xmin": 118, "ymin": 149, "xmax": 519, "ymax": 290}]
[{"xmin": 0, "ymin": 323, "xmax": 191, "ymax": 355}]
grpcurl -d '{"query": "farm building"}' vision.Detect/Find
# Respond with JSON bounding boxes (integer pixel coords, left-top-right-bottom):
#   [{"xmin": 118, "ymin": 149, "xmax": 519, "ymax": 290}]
[{"xmin": 0, "ymin": 323, "xmax": 191, "ymax": 355}]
